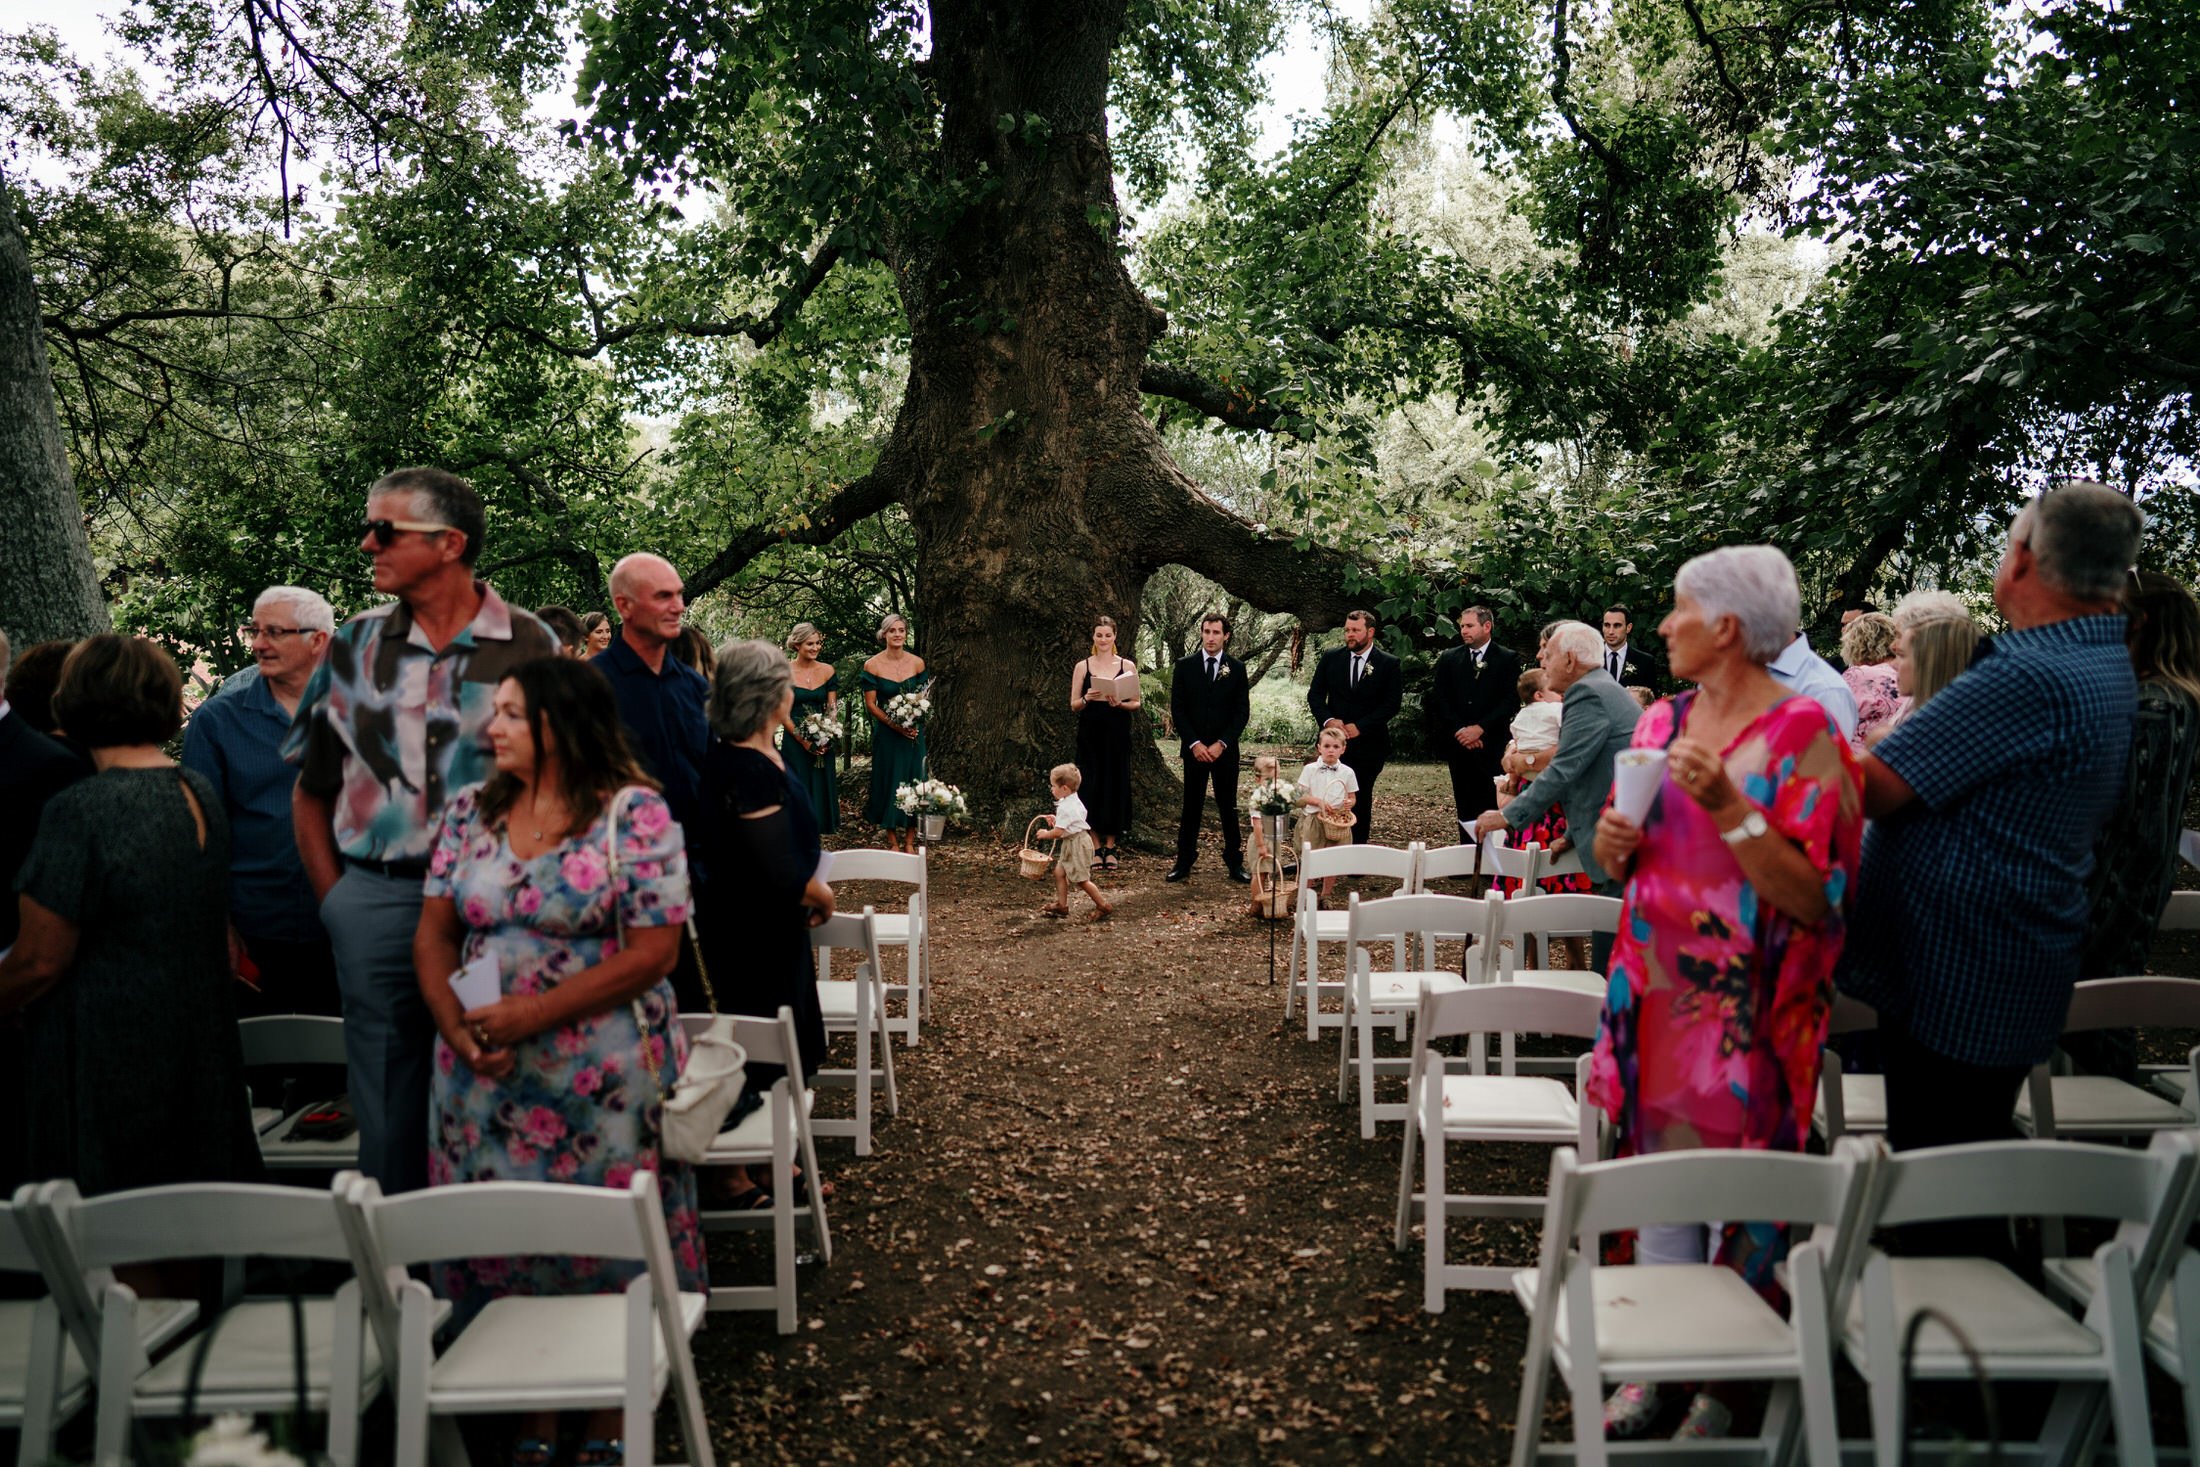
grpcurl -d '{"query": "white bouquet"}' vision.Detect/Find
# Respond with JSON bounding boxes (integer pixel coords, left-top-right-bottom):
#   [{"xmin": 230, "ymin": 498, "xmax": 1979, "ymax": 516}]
[
  {"xmin": 884, "ymin": 688, "xmax": 932, "ymax": 731},
  {"xmin": 798, "ymin": 708, "xmax": 841, "ymax": 755},
  {"xmin": 895, "ymin": 777, "xmax": 968, "ymax": 821},
  {"xmin": 1247, "ymin": 779, "xmax": 1297, "ymax": 817}
]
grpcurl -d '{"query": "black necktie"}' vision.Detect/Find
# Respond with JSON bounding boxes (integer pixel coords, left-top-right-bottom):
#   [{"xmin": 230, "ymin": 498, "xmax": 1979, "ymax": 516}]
[
  {"xmin": 1207, "ymin": 656, "xmax": 1218, "ymax": 681},
  {"xmin": 1608, "ymin": 651, "xmax": 1620, "ymax": 677},
  {"xmin": 1351, "ymin": 654, "xmax": 1363, "ymax": 687}
]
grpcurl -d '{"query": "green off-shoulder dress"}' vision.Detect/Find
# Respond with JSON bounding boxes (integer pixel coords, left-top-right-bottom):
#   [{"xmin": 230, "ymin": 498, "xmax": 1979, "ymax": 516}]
[
  {"xmin": 784, "ymin": 679, "xmax": 841, "ymax": 834},
  {"xmin": 861, "ymin": 668, "xmax": 929, "ymax": 830}
]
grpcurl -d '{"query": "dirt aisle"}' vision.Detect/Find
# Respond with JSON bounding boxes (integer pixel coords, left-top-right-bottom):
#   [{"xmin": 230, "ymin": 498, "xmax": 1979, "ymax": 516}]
[{"xmin": 689, "ymin": 796, "xmax": 1551, "ymax": 1464}]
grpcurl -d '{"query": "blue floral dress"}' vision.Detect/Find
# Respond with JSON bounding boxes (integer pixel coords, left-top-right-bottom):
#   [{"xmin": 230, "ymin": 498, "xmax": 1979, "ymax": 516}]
[{"xmin": 422, "ymin": 783, "xmax": 706, "ymax": 1324}]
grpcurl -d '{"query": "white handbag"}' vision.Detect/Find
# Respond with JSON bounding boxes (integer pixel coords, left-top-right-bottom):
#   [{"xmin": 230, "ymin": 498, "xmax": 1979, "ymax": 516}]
[{"xmin": 608, "ymin": 788, "xmax": 747, "ymax": 1163}]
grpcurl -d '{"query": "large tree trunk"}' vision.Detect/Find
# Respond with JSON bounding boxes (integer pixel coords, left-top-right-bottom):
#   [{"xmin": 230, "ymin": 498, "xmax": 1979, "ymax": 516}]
[
  {"xmin": 874, "ymin": 0, "xmax": 1355, "ymax": 835},
  {"xmin": 0, "ymin": 176, "xmax": 109, "ymax": 646}
]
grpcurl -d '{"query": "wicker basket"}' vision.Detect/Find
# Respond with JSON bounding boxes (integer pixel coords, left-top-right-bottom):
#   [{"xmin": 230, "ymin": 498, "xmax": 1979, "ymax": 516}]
[
  {"xmin": 1016, "ymin": 817, "xmax": 1054, "ymax": 879},
  {"xmin": 1255, "ymin": 879, "xmax": 1298, "ymax": 919},
  {"xmin": 1316, "ymin": 809, "xmax": 1356, "ymax": 833}
]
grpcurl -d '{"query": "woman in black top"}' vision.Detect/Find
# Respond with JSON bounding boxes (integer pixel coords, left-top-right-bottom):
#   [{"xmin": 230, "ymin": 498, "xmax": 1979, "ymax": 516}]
[
  {"xmin": 693, "ymin": 640, "xmax": 836, "ymax": 1190},
  {"xmin": 1068, "ymin": 615, "xmax": 1140, "ymax": 869},
  {"xmin": 1, "ymin": 637, "xmax": 260, "ymax": 1198}
]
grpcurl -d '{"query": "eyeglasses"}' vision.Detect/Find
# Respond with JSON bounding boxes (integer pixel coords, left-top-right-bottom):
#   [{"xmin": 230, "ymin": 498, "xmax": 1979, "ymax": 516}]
[
  {"xmin": 239, "ymin": 623, "xmax": 312, "ymax": 643},
  {"xmin": 362, "ymin": 518, "xmax": 454, "ymax": 547}
]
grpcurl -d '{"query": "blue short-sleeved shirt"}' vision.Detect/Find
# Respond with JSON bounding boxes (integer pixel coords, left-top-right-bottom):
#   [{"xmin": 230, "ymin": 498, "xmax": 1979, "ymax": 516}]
[
  {"xmin": 592, "ymin": 637, "xmax": 709, "ymax": 848},
  {"xmin": 182, "ymin": 673, "xmax": 320, "ymax": 942},
  {"xmin": 1835, "ymin": 614, "xmax": 2136, "ymax": 1067}
]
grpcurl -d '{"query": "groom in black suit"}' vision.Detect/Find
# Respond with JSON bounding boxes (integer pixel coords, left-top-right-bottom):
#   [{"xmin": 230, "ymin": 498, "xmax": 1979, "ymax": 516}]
[
  {"xmin": 1306, "ymin": 609, "xmax": 1403, "ymax": 844},
  {"xmin": 1167, "ymin": 613, "xmax": 1251, "ymax": 882},
  {"xmin": 1428, "ymin": 605, "xmax": 1523, "ymax": 836}
]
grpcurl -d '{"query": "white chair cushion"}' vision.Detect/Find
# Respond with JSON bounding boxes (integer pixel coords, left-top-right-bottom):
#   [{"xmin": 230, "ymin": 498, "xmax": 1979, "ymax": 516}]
[
  {"xmin": 428, "ymin": 1292, "xmax": 706, "ymax": 1403},
  {"xmin": 705, "ymin": 1089, "xmax": 816, "ymax": 1162},
  {"xmin": 1435, "ymin": 1075, "xmax": 1579, "ymax": 1135},
  {"xmin": 1365, "ymin": 972, "xmax": 1468, "ymax": 1008},
  {"xmin": 2014, "ymin": 1076, "xmax": 2190, "ymax": 1132},
  {"xmin": 1511, "ymin": 1264, "xmax": 1794, "ymax": 1361},
  {"xmin": 2149, "ymin": 1070, "xmax": 2192, "ymax": 1108},
  {"xmin": 1812, "ymin": 1075, "xmax": 1887, "ymax": 1133},
  {"xmin": 2045, "ymin": 1257, "xmax": 2183, "ymax": 1363},
  {"xmin": 1506, "ymin": 969, "xmax": 1608, "ymax": 1000},
  {"xmin": 1846, "ymin": 1258, "xmax": 2101, "ymax": 1365},
  {"xmin": 134, "ymin": 1297, "xmax": 399, "ymax": 1403},
  {"xmin": 815, "ymin": 981, "xmax": 862, "ymax": 1024},
  {"xmin": 0, "ymin": 1299, "xmax": 90, "ymax": 1408},
  {"xmin": 869, "ymin": 914, "xmax": 914, "ymax": 945},
  {"xmin": 1308, "ymin": 912, "xmax": 1351, "ymax": 941}
]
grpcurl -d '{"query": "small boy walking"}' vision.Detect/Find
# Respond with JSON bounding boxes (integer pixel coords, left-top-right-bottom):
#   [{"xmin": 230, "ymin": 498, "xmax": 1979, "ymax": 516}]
[{"xmin": 1038, "ymin": 763, "xmax": 1114, "ymax": 920}]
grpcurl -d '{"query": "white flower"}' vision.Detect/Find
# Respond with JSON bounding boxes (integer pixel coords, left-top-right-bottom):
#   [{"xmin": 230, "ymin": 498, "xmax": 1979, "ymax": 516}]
[
  {"xmin": 187, "ymin": 1415, "xmax": 305, "ymax": 1467},
  {"xmin": 798, "ymin": 709, "xmax": 840, "ymax": 751}
]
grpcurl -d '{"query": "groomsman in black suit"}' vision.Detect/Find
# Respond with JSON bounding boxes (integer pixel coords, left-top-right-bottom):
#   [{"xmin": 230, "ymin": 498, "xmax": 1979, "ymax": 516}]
[
  {"xmin": 1598, "ymin": 604, "xmax": 1666, "ymax": 691},
  {"xmin": 1306, "ymin": 609, "xmax": 1403, "ymax": 845},
  {"xmin": 1428, "ymin": 605, "xmax": 1523, "ymax": 836},
  {"xmin": 1168, "ymin": 614, "xmax": 1252, "ymax": 882}
]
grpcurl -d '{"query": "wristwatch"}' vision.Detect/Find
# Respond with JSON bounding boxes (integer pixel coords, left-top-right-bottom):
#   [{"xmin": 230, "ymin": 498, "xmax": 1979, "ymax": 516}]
[{"xmin": 1720, "ymin": 809, "xmax": 1769, "ymax": 846}]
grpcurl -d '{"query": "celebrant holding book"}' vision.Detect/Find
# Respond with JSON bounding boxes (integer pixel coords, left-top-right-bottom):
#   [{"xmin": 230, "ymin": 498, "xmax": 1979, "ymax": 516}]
[
  {"xmin": 781, "ymin": 623, "xmax": 840, "ymax": 834},
  {"xmin": 861, "ymin": 612, "xmax": 929, "ymax": 853},
  {"xmin": 1069, "ymin": 614, "xmax": 1140, "ymax": 871}
]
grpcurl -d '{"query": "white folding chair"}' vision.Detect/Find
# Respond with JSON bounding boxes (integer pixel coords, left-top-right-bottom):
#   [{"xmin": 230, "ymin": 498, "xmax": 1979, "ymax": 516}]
[
  {"xmin": 1508, "ymin": 1144, "xmax": 1866, "ymax": 1467},
  {"xmin": 819, "ymin": 848, "xmax": 930, "ymax": 1047},
  {"xmin": 1836, "ymin": 1134, "xmax": 2195, "ymax": 1467},
  {"xmin": 1407, "ymin": 842, "xmax": 1483, "ymax": 969},
  {"xmin": 34, "ymin": 1178, "xmax": 379, "ymax": 1467},
  {"xmin": 2016, "ymin": 976, "xmax": 2200, "ymax": 1139},
  {"xmin": 689, "ymin": 1007, "xmax": 831, "ymax": 1332},
  {"xmin": 1809, "ymin": 995, "xmax": 1884, "ymax": 1142},
  {"xmin": 1334, "ymin": 893, "xmax": 1475, "ymax": 1138},
  {"xmin": 239, "ymin": 1015, "xmax": 359, "ymax": 1171},
  {"xmin": 2181, "ymin": 826, "xmax": 2200, "ymax": 872},
  {"xmin": 0, "ymin": 1186, "xmax": 90, "ymax": 1467},
  {"xmin": 340, "ymin": 1170, "xmax": 713, "ymax": 1467},
  {"xmin": 811, "ymin": 907, "xmax": 899, "ymax": 1156},
  {"xmin": 1285, "ymin": 841, "xmax": 1419, "ymax": 1039},
  {"xmin": 1482, "ymin": 829, "xmax": 1588, "ymax": 892},
  {"xmin": 1396, "ymin": 983, "xmax": 1607, "ymax": 1306},
  {"xmin": 2163, "ymin": 888, "xmax": 2200, "ymax": 932}
]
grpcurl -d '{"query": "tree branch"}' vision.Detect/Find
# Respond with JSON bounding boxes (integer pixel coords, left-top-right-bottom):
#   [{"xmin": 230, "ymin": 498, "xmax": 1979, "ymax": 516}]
[
  {"xmin": 1126, "ymin": 454, "xmax": 1360, "ymax": 629},
  {"xmin": 1549, "ymin": 0, "xmax": 1628, "ymax": 176},
  {"xmin": 1139, "ymin": 362, "xmax": 1315, "ymax": 439},
  {"xmin": 1678, "ymin": 0, "xmax": 1757, "ymax": 123},
  {"xmin": 684, "ymin": 461, "xmax": 907, "ymax": 601},
  {"xmin": 497, "ymin": 235, "xmax": 846, "ymax": 360}
]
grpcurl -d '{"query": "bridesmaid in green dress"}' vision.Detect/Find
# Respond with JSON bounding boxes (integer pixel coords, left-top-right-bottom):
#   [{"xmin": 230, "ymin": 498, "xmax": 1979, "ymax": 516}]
[
  {"xmin": 779, "ymin": 622, "xmax": 841, "ymax": 834},
  {"xmin": 860, "ymin": 612, "xmax": 929, "ymax": 853}
]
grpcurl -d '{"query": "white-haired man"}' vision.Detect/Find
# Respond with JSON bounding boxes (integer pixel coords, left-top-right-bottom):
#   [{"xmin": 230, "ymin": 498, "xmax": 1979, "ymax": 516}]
[
  {"xmin": 1476, "ymin": 620, "xmax": 1642, "ymax": 958},
  {"xmin": 183, "ymin": 586, "xmax": 339, "ymax": 1019}
]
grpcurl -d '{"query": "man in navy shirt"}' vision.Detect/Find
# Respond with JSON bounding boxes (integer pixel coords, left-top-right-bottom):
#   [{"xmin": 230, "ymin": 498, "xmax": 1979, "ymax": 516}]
[
  {"xmin": 183, "ymin": 586, "xmax": 340, "ymax": 1017},
  {"xmin": 1838, "ymin": 483, "xmax": 2144, "ymax": 1190}
]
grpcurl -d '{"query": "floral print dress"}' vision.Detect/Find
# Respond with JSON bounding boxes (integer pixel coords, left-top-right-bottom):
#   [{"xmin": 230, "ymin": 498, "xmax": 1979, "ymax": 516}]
[
  {"xmin": 422, "ymin": 783, "xmax": 706, "ymax": 1323},
  {"xmin": 1585, "ymin": 693, "xmax": 1862, "ymax": 1291}
]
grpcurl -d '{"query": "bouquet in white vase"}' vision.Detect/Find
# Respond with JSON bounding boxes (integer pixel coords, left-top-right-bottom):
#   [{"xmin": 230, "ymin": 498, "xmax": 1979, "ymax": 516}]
[
  {"xmin": 884, "ymin": 688, "xmax": 932, "ymax": 731},
  {"xmin": 1246, "ymin": 779, "xmax": 1297, "ymax": 818},
  {"xmin": 895, "ymin": 778, "xmax": 968, "ymax": 822}
]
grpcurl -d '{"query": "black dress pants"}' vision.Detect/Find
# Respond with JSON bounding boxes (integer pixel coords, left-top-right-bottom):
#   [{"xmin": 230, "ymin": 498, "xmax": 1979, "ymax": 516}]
[
  {"xmin": 1882, "ymin": 1024, "xmax": 2032, "ymax": 1262},
  {"xmin": 1176, "ymin": 745, "xmax": 1243, "ymax": 869},
  {"xmin": 1445, "ymin": 749, "xmax": 1502, "ymax": 838}
]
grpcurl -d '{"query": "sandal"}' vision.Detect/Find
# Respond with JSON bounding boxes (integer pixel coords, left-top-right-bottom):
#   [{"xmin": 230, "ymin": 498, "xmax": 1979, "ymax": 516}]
[
  {"xmin": 1038, "ymin": 904, "xmax": 1070, "ymax": 918},
  {"xmin": 575, "ymin": 1442, "xmax": 625, "ymax": 1466},
  {"xmin": 1101, "ymin": 851, "xmax": 1119, "ymax": 871},
  {"xmin": 1088, "ymin": 904, "xmax": 1114, "ymax": 921},
  {"xmin": 1673, "ymin": 1394, "xmax": 1732, "ymax": 1440},
  {"xmin": 1603, "ymin": 1381, "xmax": 1662, "ymax": 1439},
  {"xmin": 511, "ymin": 1440, "xmax": 557, "ymax": 1467}
]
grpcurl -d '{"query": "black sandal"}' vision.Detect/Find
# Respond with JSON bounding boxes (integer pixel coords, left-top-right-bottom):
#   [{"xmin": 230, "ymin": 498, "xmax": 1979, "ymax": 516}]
[{"xmin": 511, "ymin": 1439, "xmax": 557, "ymax": 1467}]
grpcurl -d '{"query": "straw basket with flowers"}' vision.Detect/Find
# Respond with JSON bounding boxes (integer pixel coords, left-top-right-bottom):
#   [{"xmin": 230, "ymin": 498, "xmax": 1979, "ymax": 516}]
[{"xmin": 1015, "ymin": 817, "xmax": 1054, "ymax": 879}]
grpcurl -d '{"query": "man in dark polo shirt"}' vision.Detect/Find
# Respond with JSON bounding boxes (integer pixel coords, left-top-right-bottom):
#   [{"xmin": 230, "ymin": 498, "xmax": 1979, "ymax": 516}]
[{"xmin": 594, "ymin": 553, "xmax": 710, "ymax": 1008}]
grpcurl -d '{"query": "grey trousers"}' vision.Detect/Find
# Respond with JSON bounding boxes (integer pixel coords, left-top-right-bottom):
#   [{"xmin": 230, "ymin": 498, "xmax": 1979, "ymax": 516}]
[{"xmin": 320, "ymin": 867, "xmax": 432, "ymax": 1193}]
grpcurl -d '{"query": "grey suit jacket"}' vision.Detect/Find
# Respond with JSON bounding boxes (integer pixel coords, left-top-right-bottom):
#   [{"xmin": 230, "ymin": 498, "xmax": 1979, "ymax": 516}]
[{"xmin": 1501, "ymin": 668, "xmax": 1643, "ymax": 886}]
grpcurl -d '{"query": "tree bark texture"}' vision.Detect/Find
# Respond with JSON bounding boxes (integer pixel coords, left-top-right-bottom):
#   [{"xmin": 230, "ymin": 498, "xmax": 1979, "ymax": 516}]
[
  {"xmin": 0, "ymin": 177, "xmax": 110, "ymax": 645},
  {"xmin": 850, "ymin": 0, "xmax": 1359, "ymax": 831}
]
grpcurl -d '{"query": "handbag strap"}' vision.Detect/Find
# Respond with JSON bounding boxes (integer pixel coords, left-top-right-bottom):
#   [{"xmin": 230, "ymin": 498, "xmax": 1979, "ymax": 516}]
[{"xmin": 603, "ymin": 788, "xmax": 681, "ymax": 1107}]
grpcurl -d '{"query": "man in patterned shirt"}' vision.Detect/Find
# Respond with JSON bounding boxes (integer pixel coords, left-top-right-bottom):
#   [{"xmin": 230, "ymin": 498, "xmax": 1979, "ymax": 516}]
[
  {"xmin": 1838, "ymin": 483, "xmax": 2143, "ymax": 1202},
  {"xmin": 287, "ymin": 467, "xmax": 558, "ymax": 1191}
]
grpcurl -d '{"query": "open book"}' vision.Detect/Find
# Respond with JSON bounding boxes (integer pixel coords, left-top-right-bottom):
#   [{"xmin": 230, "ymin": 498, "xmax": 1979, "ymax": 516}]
[{"xmin": 1087, "ymin": 668, "xmax": 1141, "ymax": 704}]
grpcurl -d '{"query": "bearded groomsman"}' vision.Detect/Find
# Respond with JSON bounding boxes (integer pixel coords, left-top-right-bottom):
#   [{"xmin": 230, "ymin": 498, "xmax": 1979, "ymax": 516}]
[
  {"xmin": 1167, "ymin": 613, "xmax": 1251, "ymax": 883},
  {"xmin": 1306, "ymin": 609, "xmax": 1403, "ymax": 845},
  {"xmin": 1429, "ymin": 605, "xmax": 1522, "ymax": 836}
]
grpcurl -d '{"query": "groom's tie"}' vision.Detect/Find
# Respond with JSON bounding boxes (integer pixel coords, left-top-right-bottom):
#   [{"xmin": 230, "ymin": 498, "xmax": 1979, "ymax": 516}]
[{"xmin": 1206, "ymin": 655, "xmax": 1218, "ymax": 681}]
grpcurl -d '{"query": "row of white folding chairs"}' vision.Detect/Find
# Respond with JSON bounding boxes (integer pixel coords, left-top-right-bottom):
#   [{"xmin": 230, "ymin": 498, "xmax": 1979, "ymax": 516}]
[
  {"xmin": 1, "ymin": 1165, "xmax": 713, "ymax": 1467},
  {"xmin": 1287, "ymin": 834, "xmax": 1587, "ymax": 1038},
  {"xmin": 1816, "ymin": 977, "xmax": 2200, "ymax": 1145},
  {"xmin": 1511, "ymin": 1130, "xmax": 2200, "ymax": 1467},
  {"xmin": 817, "ymin": 847, "xmax": 932, "ymax": 1048}
]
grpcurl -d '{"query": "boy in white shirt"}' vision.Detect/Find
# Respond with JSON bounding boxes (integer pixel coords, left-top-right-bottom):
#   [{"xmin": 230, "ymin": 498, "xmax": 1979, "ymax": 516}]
[
  {"xmin": 1296, "ymin": 725, "xmax": 1360, "ymax": 903},
  {"xmin": 1036, "ymin": 763, "xmax": 1113, "ymax": 920}
]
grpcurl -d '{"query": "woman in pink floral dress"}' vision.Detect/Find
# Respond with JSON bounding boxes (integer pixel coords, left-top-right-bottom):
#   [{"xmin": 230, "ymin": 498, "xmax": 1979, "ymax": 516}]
[
  {"xmin": 1587, "ymin": 547, "xmax": 1863, "ymax": 1442},
  {"xmin": 414, "ymin": 658, "xmax": 706, "ymax": 1356}
]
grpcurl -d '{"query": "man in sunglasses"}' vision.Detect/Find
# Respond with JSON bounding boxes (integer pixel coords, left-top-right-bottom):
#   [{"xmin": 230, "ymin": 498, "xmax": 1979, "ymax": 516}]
[{"xmin": 284, "ymin": 466, "xmax": 558, "ymax": 1193}]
